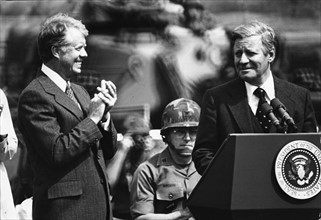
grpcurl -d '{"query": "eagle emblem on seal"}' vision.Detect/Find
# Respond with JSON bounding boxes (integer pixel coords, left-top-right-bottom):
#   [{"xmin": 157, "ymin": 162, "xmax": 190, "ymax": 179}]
[{"xmin": 288, "ymin": 154, "xmax": 314, "ymax": 186}]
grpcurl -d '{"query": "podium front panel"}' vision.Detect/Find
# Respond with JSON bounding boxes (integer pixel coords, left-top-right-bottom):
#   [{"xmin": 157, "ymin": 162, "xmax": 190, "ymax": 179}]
[{"xmin": 188, "ymin": 133, "xmax": 321, "ymax": 220}]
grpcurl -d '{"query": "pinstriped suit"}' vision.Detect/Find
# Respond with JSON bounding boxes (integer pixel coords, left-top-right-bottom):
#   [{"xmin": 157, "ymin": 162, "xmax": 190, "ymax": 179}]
[
  {"xmin": 192, "ymin": 76, "xmax": 318, "ymax": 175},
  {"xmin": 18, "ymin": 72, "xmax": 118, "ymax": 220}
]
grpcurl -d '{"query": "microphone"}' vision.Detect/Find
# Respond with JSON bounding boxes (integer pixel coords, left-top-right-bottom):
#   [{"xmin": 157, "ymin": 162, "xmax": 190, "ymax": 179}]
[
  {"xmin": 261, "ymin": 103, "xmax": 284, "ymax": 133},
  {"xmin": 270, "ymin": 98, "xmax": 298, "ymax": 133}
]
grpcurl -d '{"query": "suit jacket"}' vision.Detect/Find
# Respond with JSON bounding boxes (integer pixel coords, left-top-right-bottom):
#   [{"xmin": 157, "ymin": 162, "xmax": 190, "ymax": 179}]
[
  {"xmin": 192, "ymin": 76, "xmax": 318, "ymax": 175},
  {"xmin": 18, "ymin": 72, "xmax": 118, "ymax": 220}
]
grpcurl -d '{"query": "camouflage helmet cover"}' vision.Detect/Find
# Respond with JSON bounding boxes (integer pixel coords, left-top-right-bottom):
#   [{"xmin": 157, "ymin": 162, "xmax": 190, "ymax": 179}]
[{"xmin": 161, "ymin": 98, "xmax": 200, "ymax": 132}]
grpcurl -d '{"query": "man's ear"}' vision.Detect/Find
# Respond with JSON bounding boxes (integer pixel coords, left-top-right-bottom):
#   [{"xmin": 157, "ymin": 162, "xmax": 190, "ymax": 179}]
[
  {"xmin": 268, "ymin": 49, "xmax": 276, "ymax": 63},
  {"xmin": 51, "ymin": 46, "xmax": 60, "ymax": 59}
]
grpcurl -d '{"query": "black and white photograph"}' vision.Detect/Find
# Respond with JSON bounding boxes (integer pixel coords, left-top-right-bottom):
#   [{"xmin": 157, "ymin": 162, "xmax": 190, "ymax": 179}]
[{"xmin": 0, "ymin": 0, "xmax": 320, "ymax": 219}]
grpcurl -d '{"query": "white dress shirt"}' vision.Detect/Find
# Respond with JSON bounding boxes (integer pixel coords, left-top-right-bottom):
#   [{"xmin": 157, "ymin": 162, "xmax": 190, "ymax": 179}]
[{"xmin": 245, "ymin": 71, "xmax": 276, "ymax": 115}]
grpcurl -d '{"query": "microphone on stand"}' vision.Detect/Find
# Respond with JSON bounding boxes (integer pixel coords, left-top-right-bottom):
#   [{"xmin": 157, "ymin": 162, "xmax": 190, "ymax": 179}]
[
  {"xmin": 270, "ymin": 98, "xmax": 298, "ymax": 133},
  {"xmin": 261, "ymin": 103, "xmax": 284, "ymax": 133}
]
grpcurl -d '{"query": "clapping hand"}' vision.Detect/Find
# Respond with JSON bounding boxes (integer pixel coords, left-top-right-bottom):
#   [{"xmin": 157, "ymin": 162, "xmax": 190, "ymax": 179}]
[
  {"xmin": 97, "ymin": 80, "xmax": 117, "ymax": 114},
  {"xmin": 119, "ymin": 134, "xmax": 135, "ymax": 153},
  {"xmin": 88, "ymin": 80, "xmax": 117, "ymax": 124}
]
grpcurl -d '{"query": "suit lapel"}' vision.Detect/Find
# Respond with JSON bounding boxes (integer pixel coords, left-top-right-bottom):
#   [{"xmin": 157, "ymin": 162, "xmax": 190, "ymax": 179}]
[
  {"xmin": 226, "ymin": 78, "xmax": 254, "ymax": 133},
  {"xmin": 38, "ymin": 73, "xmax": 85, "ymax": 121},
  {"xmin": 274, "ymin": 76, "xmax": 295, "ymax": 115}
]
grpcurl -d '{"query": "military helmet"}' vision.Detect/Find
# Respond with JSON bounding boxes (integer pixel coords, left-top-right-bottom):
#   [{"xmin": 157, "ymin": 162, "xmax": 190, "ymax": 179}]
[{"xmin": 161, "ymin": 98, "xmax": 200, "ymax": 134}]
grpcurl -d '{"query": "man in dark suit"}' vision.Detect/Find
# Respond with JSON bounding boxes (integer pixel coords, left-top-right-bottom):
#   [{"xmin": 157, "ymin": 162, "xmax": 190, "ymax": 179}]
[
  {"xmin": 192, "ymin": 20, "xmax": 318, "ymax": 175},
  {"xmin": 18, "ymin": 13, "xmax": 118, "ymax": 220}
]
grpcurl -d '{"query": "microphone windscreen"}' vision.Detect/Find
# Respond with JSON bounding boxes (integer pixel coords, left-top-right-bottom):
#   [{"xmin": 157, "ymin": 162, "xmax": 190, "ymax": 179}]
[
  {"xmin": 270, "ymin": 98, "xmax": 284, "ymax": 109},
  {"xmin": 261, "ymin": 103, "xmax": 273, "ymax": 114}
]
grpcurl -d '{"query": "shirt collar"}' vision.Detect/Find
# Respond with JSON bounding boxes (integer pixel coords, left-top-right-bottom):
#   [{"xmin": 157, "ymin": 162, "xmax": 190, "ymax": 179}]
[
  {"xmin": 41, "ymin": 64, "xmax": 68, "ymax": 92},
  {"xmin": 156, "ymin": 147, "xmax": 198, "ymax": 175},
  {"xmin": 245, "ymin": 71, "xmax": 275, "ymax": 102},
  {"xmin": 156, "ymin": 148, "xmax": 174, "ymax": 166}
]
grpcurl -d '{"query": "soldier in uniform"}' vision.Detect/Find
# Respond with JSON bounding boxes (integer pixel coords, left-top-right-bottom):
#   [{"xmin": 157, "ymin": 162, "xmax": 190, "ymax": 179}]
[{"xmin": 130, "ymin": 98, "xmax": 201, "ymax": 220}]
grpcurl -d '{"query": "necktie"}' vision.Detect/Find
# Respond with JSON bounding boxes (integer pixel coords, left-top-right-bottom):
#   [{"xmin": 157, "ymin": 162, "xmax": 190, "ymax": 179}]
[
  {"xmin": 254, "ymin": 88, "xmax": 271, "ymax": 133},
  {"xmin": 65, "ymin": 81, "xmax": 80, "ymax": 108}
]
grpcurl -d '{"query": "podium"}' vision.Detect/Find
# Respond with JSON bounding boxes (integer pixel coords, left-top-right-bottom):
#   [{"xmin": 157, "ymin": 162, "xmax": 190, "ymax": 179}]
[{"xmin": 187, "ymin": 133, "xmax": 321, "ymax": 220}]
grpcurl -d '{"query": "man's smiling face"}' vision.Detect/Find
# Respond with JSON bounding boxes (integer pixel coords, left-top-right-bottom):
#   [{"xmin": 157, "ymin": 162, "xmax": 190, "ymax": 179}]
[{"xmin": 56, "ymin": 27, "xmax": 88, "ymax": 78}]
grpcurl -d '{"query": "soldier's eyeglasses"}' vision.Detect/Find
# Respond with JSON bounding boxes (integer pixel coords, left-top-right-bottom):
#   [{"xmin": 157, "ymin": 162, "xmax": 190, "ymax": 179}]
[{"xmin": 171, "ymin": 128, "xmax": 198, "ymax": 139}]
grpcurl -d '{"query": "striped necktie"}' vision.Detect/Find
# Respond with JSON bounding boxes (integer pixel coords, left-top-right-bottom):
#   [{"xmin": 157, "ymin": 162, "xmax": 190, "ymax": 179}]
[{"xmin": 65, "ymin": 81, "xmax": 80, "ymax": 108}]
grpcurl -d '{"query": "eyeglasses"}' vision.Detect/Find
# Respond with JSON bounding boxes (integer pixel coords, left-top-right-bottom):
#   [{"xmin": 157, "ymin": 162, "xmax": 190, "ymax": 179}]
[{"xmin": 171, "ymin": 128, "xmax": 198, "ymax": 139}]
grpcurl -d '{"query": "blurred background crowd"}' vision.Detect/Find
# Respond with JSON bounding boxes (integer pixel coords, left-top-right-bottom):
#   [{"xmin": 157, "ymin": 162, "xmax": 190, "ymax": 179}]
[{"xmin": 0, "ymin": 0, "xmax": 320, "ymax": 215}]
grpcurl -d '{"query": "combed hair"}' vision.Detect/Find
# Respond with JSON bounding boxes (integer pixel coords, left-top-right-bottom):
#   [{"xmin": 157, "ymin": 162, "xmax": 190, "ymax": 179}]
[
  {"xmin": 232, "ymin": 20, "xmax": 276, "ymax": 55},
  {"xmin": 37, "ymin": 13, "xmax": 88, "ymax": 63}
]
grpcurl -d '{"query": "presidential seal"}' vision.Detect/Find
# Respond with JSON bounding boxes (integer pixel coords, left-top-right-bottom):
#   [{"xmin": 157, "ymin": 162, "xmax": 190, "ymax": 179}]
[{"xmin": 275, "ymin": 140, "xmax": 321, "ymax": 200}]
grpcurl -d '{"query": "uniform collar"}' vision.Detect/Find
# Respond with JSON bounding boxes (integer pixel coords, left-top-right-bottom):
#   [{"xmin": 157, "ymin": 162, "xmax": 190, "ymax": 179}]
[{"xmin": 156, "ymin": 147, "xmax": 198, "ymax": 176}]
